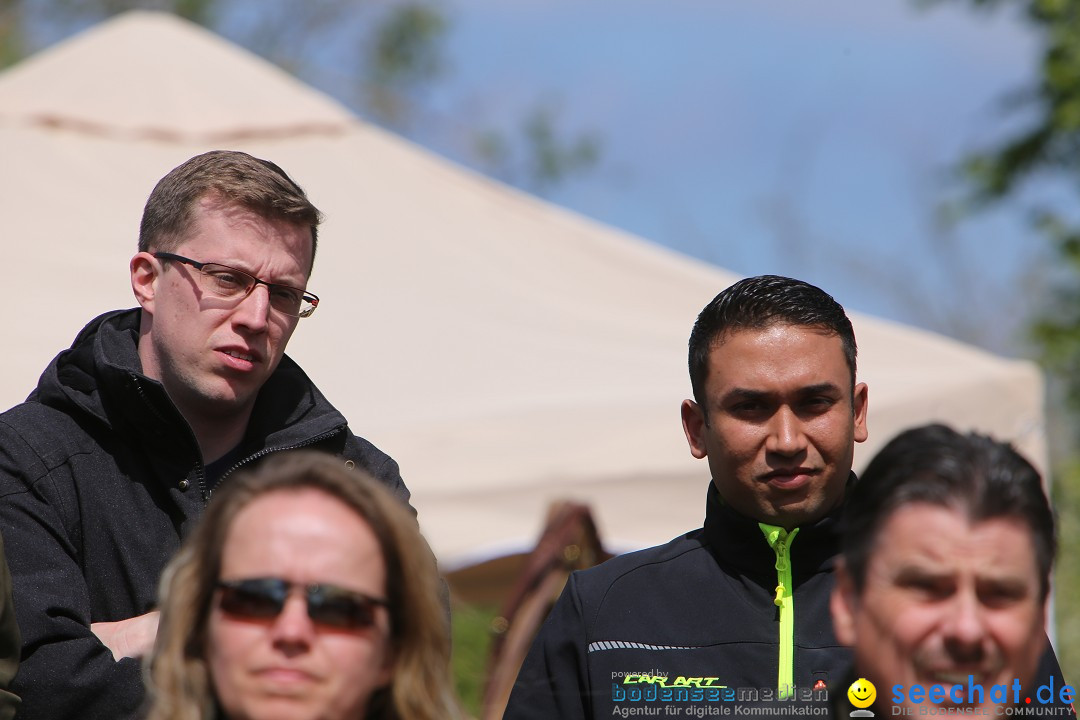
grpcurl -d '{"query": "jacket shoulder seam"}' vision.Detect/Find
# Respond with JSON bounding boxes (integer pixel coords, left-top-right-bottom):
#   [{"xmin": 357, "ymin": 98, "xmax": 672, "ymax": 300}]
[{"xmin": 582, "ymin": 537, "xmax": 708, "ymax": 631}]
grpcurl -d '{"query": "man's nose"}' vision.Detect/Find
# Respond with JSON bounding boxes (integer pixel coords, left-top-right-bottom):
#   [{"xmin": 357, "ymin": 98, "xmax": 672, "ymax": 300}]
[
  {"xmin": 232, "ymin": 283, "xmax": 272, "ymax": 331},
  {"xmin": 942, "ymin": 590, "xmax": 988, "ymax": 662},
  {"xmin": 765, "ymin": 407, "xmax": 807, "ymax": 456}
]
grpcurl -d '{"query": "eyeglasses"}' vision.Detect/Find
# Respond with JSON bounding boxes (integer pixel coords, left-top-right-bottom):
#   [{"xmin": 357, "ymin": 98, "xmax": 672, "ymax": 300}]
[
  {"xmin": 216, "ymin": 577, "xmax": 388, "ymax": 630},
  {"xmin": 153, "ymin": 252, "xmax": 320, "ymax": 318}
]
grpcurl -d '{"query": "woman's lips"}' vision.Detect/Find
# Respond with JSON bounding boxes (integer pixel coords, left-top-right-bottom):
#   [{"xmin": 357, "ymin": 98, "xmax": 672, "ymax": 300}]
[{"xmin": 254, "ymin": 666, "xmax": 319, "ymax": 687}]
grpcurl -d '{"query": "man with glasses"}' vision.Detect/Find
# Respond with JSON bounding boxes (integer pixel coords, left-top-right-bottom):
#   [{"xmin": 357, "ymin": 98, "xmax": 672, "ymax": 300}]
[{"xmin": 0, "ymin": 151, "xmax": 411, "ymax": 720}]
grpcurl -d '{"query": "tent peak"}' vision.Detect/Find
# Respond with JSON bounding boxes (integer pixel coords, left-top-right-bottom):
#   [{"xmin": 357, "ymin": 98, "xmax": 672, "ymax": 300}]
[{"xmin": 0, "ymin": 10, "xmax": 358, "ymax": 142}]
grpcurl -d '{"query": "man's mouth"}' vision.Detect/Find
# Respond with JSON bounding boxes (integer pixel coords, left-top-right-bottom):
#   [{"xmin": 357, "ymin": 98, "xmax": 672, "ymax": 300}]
[
  {"xmin": 219, "ymin": 347, "xmax": 261, "ymax": 369},
  {"xmin": 224, "ymin": 349, "xmax": 254, "ymax": 362},
  {"xmin": 920, "ymin": 669, "xmax": 993, "ymax": 690},
  {"xmin": 763, "ymin": 468, "xmax": 815, "ymax": 485}
]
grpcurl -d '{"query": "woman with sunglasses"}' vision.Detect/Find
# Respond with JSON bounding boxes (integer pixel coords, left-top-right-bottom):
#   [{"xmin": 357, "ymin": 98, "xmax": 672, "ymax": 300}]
[{"xmin": 144, "ymin": 451, "xmax": 461, "ymax": 720}]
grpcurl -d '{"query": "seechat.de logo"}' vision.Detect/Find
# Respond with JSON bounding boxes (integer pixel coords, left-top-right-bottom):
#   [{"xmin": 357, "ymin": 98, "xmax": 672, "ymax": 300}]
[{"xmin": 891, "ymin": 675, "xmax": 1075, "ymax": 715}]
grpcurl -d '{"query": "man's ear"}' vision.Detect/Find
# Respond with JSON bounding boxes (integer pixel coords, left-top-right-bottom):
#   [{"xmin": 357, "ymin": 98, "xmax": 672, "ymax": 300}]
[
  {"xmin": 830, "ymin": 559, "xmax": 858, "ymax": 646},
  {"xmin": 681, "ymin": 399, "xmax": 709, "ymax": 460},
  {"xmin": 852, "ymin": 382, "xmax": 869, "ymax": 444},
  {"xmin": 130, "ymin": 252, "xmax": 159, "ymax": 313}
]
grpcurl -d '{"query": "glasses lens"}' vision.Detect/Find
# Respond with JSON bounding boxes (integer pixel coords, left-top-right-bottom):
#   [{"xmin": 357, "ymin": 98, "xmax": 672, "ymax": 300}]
[
  {"xmin": 266, "ymin": 286, "xmax": 303, "ymax": 317},
  {"xmin": 218, "ymin": 579, "xmax": 286, "ymax": 620},
  {"xmin": 217, "ymin": 578, "xmax": 382, "ymax": 630},
  {"xmin": 307, "ymin": 585, "xmax": 379, "ymax": 630},
  {"xmin": 297, "ymin": 295, "xmax": 318, "ymax": 318},
  {"xmin": 200, "ymin": 265, "xmax": 254, "ymax": 299}
]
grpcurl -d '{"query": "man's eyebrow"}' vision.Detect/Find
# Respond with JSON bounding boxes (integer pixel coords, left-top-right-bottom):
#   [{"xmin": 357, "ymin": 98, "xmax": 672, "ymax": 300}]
[
  {"xmin": 893, "ymin": 565, "xmax": 947, "ymax": 583},
  {"xmin": 720, "ymin": 388, "xmax": 772, "ymax": 404},
  {"xmin": 892, "ymin": 564, "xmax": 1031, "ymax": 596},
  {"xmin": 720, "ymin": 383, "xmax": 842, "ymax": 403},
  {"xmin": 235, "ymin": 264, "xmax": 305, "ymax": 287},
  {"xmin": 797, "ymin": 382, "xmax": 844, "ymax": 396},
  {"xmin": 977, "ymin": 575, "xmax": 1029, "ymax": 594}
]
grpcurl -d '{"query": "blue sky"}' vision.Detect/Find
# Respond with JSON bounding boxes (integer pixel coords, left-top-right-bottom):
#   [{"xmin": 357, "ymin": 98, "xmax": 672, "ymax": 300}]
[{"xmin": 398, "ymin": 0, "xmax": 1053, "ymax": 355}]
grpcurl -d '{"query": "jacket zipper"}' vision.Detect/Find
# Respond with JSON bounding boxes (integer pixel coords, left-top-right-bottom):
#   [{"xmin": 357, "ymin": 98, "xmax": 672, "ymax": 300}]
[
  {"xmin": 198, "ymin": 428, "xmax": 344, "ymax": 502},
  {"xmin": 131, "ymin": 374, "xmax": 346, "ymax": 503},
  {"xmin": 759, "ymin": 523, "xmax": 799, "ymax": 699}
]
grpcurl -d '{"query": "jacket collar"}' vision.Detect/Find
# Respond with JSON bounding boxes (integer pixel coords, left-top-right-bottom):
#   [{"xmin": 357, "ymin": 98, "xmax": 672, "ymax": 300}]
[
  {"xmin": 701, "ymin": 473, "xmax": 852, "ymax": 584},
  {"xmin": 34, "ymin": 308, "xmax": 347, "ymax": 456}
]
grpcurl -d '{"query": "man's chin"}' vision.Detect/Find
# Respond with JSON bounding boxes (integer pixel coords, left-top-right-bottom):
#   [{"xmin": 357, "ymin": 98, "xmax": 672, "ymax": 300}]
[
  {"xmin": 190, "ymin": 385, "xmax": 259, "ymax": 420},
  {"xmin": 764, "ymin": 499, "xmax": 830, "ymax": 529}
]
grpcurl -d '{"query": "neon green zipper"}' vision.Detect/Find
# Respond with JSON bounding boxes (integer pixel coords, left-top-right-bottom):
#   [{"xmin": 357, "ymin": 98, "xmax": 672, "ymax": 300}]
[{"xmin": 759, "ymin": 523, "xmax": 799, "ymax": 699}]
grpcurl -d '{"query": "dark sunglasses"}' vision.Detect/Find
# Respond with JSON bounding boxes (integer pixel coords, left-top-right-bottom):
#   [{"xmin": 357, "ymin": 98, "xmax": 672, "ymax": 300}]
[{"xmin": 216, "ymin": 577, "xmax": 388, "ymax": 631}]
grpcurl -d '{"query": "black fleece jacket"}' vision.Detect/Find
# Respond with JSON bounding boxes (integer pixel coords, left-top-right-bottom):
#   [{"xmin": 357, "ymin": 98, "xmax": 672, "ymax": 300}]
[
  {"xmin": 0, "ymin": 309, "xmax": 408, "ymax": 720},
  {"xmin": 504, "ymin": 481, "xmax": 848, "ymax": 719}
]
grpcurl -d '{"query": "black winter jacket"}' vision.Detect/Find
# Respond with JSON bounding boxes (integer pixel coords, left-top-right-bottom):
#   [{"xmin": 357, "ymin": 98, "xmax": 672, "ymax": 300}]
[
  {"xmin": 0, "ymin": 309, "xmax": 409, "ymax": 720},
  {"xmin": 504, "ymin": 481, "xmax": 847, "ymax": 719}
]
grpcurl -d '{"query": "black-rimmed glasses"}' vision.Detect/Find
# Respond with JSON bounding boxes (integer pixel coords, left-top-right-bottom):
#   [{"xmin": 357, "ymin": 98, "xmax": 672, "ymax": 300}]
[
  {"xmin": 216, "ymin": 577, "xmax": 388, "ymax": 630},
  {"xmin": 153, "ymin": 252, "xmax": 319, "ymax": 318}
]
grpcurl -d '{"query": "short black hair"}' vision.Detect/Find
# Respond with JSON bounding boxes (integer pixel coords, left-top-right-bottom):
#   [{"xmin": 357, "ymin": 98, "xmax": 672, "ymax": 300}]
[
  {"xmin": 688, "ymin": 275, "xmax": 857, "ymax": 409},
  {"xmin": 842, "ymin": 423, "xmax": 1056, "ymax": 600}
]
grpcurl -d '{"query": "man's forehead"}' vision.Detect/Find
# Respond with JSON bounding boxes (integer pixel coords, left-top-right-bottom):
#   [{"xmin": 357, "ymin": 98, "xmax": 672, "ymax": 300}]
[
  {"xmin": 198, "ymin": 194, "xmax": 309, "ymax": 236},
  {"xmin": 705, "ymin": 324, "xmax": 848, "ymax": 380},
  {"xmin": 870, "ymin": 504, "xmax": 1040, "ymax": 579},
  {"xmin": 709, "ymin": 322, "xmax": 839, "ymax": 351},
  {"xmin": 187, "ymin": 196, "xmax": 315, "ymax": 270}
]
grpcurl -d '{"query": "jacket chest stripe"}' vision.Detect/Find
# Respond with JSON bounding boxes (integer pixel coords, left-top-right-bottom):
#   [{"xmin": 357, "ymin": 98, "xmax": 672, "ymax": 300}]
[{"xmin": 588, "ymin": 640, "xmax": 697, "ymax": 653}]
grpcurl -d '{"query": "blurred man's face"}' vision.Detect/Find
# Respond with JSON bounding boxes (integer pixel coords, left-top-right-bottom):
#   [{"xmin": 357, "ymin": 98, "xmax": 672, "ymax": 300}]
[
  {"xmin": 832, "ymin": 503, "xmax": 1047, "ymax": 714},
  {"xmin": 681, "ymin": 323, "xmax": 868, "ymax": 529}
]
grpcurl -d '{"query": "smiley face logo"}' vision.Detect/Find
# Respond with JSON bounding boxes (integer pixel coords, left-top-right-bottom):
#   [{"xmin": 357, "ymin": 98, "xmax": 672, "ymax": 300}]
[{"xmin": 847, "ymin": 678, "xmax": 876, "ymax": 709}]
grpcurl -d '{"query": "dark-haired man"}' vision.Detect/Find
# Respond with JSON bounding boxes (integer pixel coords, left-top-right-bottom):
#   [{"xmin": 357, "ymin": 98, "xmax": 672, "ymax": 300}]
[
  {"xmin": 832, "ymin": 424, "xmax": 1070, "ymax": 716},
  {"xmin": 505, "ymin": 275, "xmax": 868, "ymax": 718},
  {"xmin": 0, "ymin": 151, "xmax": 410, "ymax": 720}
]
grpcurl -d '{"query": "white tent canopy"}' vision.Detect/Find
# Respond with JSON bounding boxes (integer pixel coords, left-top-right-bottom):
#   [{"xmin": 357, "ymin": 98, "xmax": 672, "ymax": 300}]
[{"xmin": 0, "ymin": 11, "xmax": 1046, "ymax": 570}]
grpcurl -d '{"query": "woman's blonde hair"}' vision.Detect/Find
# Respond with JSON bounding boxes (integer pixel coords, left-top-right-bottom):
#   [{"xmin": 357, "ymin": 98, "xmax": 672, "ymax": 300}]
[{"xmin": 144, "ymin": 451, "xmax": 461, "ymax": 720}]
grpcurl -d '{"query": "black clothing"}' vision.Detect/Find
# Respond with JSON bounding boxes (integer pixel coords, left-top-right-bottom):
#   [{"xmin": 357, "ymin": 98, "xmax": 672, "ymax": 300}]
[
  {"xmin": 504, "ymin": 482, "xmax": 845, "ymax": 718},
  {"xmin": 0, "ymin": 533, "xmax": 19, "ymax": 720},
  {"xmin": 0, "ymin": 309, "xmax": 409, "ymax": 720},
  {"xmin": 506, "ymin": 478, "xmax": 1072, "ymax": 719}
]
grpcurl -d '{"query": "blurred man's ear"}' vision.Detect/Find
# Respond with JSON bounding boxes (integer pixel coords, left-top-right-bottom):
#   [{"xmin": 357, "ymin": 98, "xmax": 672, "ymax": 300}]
[
  {"xmin": 830, "ymin": 559, "xmax": 858, "ymax": 646},
  {"xmin": 681, "ymin": 399, "xmax": 708, "ymax": 460}
]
